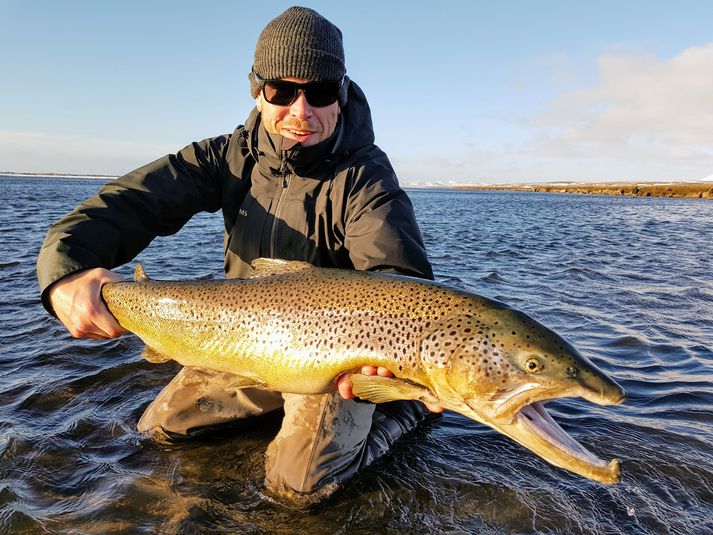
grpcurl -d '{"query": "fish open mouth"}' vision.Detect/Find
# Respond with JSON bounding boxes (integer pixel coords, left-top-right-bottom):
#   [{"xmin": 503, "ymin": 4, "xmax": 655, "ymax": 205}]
[{"xmin": 496, "ymin": 400, "xmax": 621, "ymax": 484}]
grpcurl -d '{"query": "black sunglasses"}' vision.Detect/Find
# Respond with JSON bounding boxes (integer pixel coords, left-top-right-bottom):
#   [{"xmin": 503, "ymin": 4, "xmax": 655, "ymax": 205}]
[{"xmin": 254, "ymin": 72, "xmax": 342, "ymax": 107}]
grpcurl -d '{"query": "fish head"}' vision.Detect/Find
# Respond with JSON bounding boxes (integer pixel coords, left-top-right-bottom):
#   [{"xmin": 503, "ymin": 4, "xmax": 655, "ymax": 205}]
[
  {"xmin": 423, "ymin": 303, "xmax": 625, "ymax": 484},
  {"xmin": 449, "ymin": 307, "xmax": 625, "ymax": 420}
]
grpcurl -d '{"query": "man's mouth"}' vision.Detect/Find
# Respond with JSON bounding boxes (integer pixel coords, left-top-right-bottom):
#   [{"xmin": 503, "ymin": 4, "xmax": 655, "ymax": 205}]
[
  {"xmin": 278, "ymin": 120, "xmax": 318, "ymax": 141},
  {"xmin": 287, "ymin": 129, "xmax": 314, "ymax": 137}
]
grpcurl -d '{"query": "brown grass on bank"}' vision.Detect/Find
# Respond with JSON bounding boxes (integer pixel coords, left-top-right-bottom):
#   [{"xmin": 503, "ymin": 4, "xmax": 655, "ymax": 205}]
[{"xmin": 455, "ymin": 182, "xmax": 713, "ymax": 199}]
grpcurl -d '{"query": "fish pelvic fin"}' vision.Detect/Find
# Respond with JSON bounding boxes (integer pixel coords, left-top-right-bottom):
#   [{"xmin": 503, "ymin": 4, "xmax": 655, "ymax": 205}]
[
  {"xmin": 249, "ymin": 258, "xmax": 314, "ymax": 278},
  {"xmin": 142, "ymin": 345, "xmax": 171, "ymax": 363},
  {"xmin": 350, "ymin": 374, "xmax": 438, "ymax": 405},
  {"xmin": 134, "ymin": 263, "xmax": 150, "ymax": 282}
]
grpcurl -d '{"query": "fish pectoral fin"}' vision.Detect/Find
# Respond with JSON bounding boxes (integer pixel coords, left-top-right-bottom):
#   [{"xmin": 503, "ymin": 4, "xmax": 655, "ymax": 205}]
[
  {"xmin": 350, "ymin": 374, "xmax": 436, "ymax": 404},
  {"xmin": 141, "ymin": 345, "xmax": 171, "ymax": 363},
  {"xmin": 134, "ymin": 263, "xmax": 150, "ymax": 282},
  {"xmin": 227, "ymin": 375, "xmax": 265, "ymax": 390},
  {"xmin": 249, "ymin": 258, "xmax": 314, "ymax": 278}
]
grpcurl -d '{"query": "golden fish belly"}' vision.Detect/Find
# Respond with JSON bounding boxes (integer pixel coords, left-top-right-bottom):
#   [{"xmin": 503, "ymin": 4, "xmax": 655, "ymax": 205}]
[{"xmin": 103, "ymin": 274, "xmax": 437, "ymax": 393}]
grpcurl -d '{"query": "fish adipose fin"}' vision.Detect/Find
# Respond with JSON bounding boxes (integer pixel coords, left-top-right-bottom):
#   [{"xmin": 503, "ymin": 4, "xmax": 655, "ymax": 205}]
[
  {"xmin": 142, "ymin": 345, "xmax": 171, "ymax": 363},
  {"xmin": 134, "ymin": 263, "xmax": 150, "ymax": 282},
  {"xmin": 350, "ymin": 374, "xmax": 437, "ymax": 405},
  {"xmin": 249, "ymin": 258, "xmax": 314, "ymax": 278}
]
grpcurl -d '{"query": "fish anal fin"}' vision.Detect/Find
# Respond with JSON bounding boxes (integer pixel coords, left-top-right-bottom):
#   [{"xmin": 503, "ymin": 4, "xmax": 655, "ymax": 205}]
[
  {"xmin": 350, "ymin": 374, "xmax": 436, "ymax": 405},
  {"xmin": 249, "ymin": 258, "xmax": 314, "ymax": 278},
  {"xmin": 227, "ymin": 375, "xmax": 265, "ymax": 390},
  {"xmin": 142, "ymin": 345, "xmax": 171, "ymax": 363},
  {"xmin": 134, "ymin": 263, "xmax": 150, "ymax": 282}
]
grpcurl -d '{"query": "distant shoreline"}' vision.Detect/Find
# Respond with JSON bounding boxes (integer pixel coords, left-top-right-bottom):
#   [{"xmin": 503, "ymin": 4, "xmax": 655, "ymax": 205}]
[
  {"xmin": 453, "ymin": 181, "xmax": 713, "ymax": 199},
  {"xmin": 1, "ymin": 172, "xmax": 117, "ymax": 180},
  {"xmin": 4, "ymin": 173, "xmax": 712, "ymax": 199}
]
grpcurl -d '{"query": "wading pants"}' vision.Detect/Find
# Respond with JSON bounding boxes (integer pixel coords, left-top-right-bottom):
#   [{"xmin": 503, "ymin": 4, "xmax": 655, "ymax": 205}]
[{"xmin": 137, "ymin": 367, "xmax": 429, "ymax": 505}]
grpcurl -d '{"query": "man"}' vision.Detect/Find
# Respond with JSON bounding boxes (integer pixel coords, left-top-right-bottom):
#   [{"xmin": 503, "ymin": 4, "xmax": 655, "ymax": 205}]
[{"xmin": 37, "ymin": 6, "xmax": 439, "ymax": 505}]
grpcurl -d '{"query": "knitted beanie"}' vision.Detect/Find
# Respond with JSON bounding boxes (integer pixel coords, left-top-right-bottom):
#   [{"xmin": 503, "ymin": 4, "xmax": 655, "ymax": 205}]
[{"xmin": 249, "ymin": 6, "xmax": 346, "ymax": 97}]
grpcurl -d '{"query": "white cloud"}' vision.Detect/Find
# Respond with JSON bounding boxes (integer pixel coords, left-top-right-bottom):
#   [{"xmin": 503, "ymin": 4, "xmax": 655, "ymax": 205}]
[
  {"xmin": 527, "ymin": 43, "xmax": 713, "ymax": 177},
  {"xmin": 0, "ymin": 130, "xmax": 177, "ymax": 175},
  {"xmin": 394, "ymin": 44, "xmax": 713, "ymax": 184}
]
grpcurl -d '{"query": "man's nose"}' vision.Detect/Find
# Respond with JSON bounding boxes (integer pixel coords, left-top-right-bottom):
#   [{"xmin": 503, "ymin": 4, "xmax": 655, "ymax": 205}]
[{"xmin": 289, "ymin": 90, "xmax": 313, "ymax": 118}]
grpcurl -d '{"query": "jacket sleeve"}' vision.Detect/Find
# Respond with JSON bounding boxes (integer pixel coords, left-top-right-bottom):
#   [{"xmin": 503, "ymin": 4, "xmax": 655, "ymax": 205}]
[
  {"xmin": 344, "ymin": 155, "xmax": 433, "ymax": 280},
  {"xmin": 36, "ymin": 135, "xmax": 230, "ymax": 313}
]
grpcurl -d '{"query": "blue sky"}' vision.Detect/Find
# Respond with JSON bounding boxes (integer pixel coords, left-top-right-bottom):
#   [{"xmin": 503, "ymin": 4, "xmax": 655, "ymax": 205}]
[{"xmin": 1, "ymin": 0, "xmax": 712, "ymax": 184}]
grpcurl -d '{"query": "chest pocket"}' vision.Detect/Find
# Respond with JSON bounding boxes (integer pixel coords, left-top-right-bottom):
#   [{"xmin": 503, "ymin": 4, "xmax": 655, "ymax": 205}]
[{"xmin": 224, "ymin": 164, "xmax": 275, "ymax": 268}]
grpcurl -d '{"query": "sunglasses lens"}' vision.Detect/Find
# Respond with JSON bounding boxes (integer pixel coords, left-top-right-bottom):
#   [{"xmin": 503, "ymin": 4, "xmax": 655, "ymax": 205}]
[
  {"xmin": 304, "ymin": 81, "xmax": 340, "ymax": 107},
  {"xmin": 262, "ymin": 80, "xmax": 340, "ymax": 107},
  {"xmin": 263, "ymin": 81, "xmax": 297, "ymax": 106}
]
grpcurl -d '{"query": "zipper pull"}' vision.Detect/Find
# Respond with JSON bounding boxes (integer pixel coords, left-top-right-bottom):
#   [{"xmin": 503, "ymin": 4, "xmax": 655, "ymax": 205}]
[{"xmin": 280, "ymin": 157, "xmax": 288, "ymax": 188}]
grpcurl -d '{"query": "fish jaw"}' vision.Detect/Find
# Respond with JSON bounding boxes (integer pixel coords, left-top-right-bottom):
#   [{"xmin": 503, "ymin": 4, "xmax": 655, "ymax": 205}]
[
  {"xmin": 451, "ymin": 394, "xmax": 622, "ymax": 484},
  {"xmin": 496, "ymin": 401, "xmax": 620, "ymax": 484},
  {"xmin": 491, "ymin": 375, "xmax": 626, "ymax": 423},
  {"xmin": 574, "ymin": 368, "xmax": 627, "ymax": 407}
]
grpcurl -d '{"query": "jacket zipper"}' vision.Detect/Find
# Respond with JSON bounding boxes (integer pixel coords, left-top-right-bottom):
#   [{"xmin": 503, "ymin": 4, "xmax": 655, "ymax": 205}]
[{"xmin": 270, "ymin": 157, "xmax": 290, "ymax": 258}]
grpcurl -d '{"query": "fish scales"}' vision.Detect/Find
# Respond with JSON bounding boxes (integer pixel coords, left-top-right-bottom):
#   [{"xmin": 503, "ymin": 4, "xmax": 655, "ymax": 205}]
[
  {"xmin": 101, "ymin": 259, "xmax": 626, "ymax": 484},
  {"xmin": 103, "ymin": 267, "xmax": 472, "ymax": 392}
]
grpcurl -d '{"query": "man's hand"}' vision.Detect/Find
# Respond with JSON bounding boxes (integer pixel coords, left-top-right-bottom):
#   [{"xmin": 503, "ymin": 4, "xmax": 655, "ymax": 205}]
[
  {"xmin": 48, "ymin": 268, "xmax": 128, "ymax": 340},
  {"xmin": 337, "ymin": 366, "xmax": 444, "ymax": 413}
]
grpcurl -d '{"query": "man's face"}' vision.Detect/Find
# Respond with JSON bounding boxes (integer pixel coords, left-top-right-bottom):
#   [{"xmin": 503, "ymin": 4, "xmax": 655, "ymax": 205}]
[{"xmin": 256, "ymin": 77, "xmax": 340, "ymax": 149}]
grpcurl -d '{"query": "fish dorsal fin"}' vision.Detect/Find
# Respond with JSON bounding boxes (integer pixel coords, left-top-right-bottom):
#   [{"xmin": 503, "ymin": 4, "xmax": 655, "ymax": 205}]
[
  {"xmin": 249, "ymin": 258, "xmax": 314, "ymax": 278},
  {"xmin": 350, "ymin": 375, "xmax": 438, "ymax": 405},
  {"xmin": 134, "ymin": 263, "xmax": 150, "ymax": 282}
]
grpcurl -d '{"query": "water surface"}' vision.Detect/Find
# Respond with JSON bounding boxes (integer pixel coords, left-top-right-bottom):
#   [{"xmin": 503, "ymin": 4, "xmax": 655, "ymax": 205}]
[{"xmin": 1, "ymin": 177, "xmax": 711, "ymax": 533}]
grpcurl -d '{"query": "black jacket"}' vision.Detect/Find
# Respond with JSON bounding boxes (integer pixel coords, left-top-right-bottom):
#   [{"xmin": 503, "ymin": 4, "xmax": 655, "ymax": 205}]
[{"xmin": 37, "ymin": 80, "xmax": 433, "ymax": 313}]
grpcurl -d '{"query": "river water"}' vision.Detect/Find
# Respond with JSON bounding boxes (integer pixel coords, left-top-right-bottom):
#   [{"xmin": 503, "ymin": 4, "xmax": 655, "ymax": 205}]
[{"xmin": 1, "ymin": 176, "xmax": 711, "ymax": 534}]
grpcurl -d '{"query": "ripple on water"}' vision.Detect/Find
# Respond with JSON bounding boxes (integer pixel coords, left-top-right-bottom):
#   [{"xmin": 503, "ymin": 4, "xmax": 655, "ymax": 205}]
[{"xmin": 1, "ymin": 183, "xmax": 712, "ymax": 532}]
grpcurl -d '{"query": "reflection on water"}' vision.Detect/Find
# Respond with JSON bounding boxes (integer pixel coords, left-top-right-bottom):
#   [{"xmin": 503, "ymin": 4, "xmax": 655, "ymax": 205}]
[{"xmin": 1, "ymin": 178, "xmax": 712, "ymax": 533}]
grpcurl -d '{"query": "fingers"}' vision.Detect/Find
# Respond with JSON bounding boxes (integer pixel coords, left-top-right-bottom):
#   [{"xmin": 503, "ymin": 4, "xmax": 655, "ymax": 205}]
[
  {"xmin": 424, "ymin": 402, "xmax": 445, "ymax": 413},
  {"xmin": 338, "ymin": 367, "xmax": 396, "ymax": 398},
  {"xmin": 336, "ymin": 373, "xmax": 354, "ymax": 399},
  {"xmin": 360, "ymin": 366, "xmax": 394, "ymax": 377},
  {"xmin": 61, "ymin": 302, "xmax": 123, "ymax": 339},
  {"xmin": 49, "ymin": 268, "xmax": 128, "ymax": 339}
]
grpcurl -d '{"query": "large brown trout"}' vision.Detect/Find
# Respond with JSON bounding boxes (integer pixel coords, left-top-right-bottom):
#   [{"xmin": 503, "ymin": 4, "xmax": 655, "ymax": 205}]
[{"xmin": 102, "ymin": 258, "xmax": 625, "ymax": 484}]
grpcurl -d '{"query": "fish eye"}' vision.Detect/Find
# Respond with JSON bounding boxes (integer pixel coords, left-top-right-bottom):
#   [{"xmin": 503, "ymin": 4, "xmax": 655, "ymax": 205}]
[
  {"xmin": 525, "ymin": 357, "xmax": 543, "ymax": 374},
  {"xmin": 566, "ymin": 366, "xmax": 579, "ymax": 378}
]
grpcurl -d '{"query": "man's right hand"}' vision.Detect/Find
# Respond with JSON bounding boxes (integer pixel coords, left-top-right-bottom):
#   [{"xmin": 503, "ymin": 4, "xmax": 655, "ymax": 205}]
[
  {"xmin": 337, "ymin": 366, "xmax": 445, "ymax": 413},
  {"xmin": 48, "ymin": 268, "xmax": 128, "ymax": 340}
]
